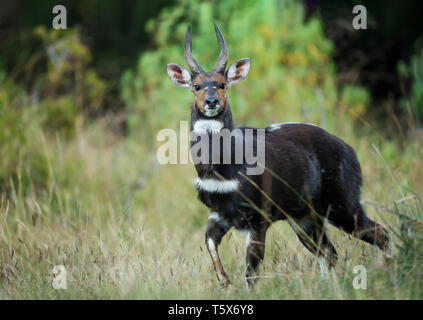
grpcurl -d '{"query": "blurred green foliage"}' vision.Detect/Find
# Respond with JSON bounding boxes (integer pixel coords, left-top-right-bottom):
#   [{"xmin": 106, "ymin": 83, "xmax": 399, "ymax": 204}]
[
  {"xmin": 340, "ymin": 85, "xmax": 369, "ymax": 118},
  {"xmin": 0, "ymin": 0, "xmax": 421, "ymax": 195},
  {"xmin": 34, "ymin": 26, "xmax": 107, "ymax": 121},
  {"xmin": 398, "ymin": 50, "xmax": 423, "ymax": 122},
  {"xmin": 0, "ymin": 27, "xmax": 107, "ymax": 191},
  {"xmin": 121, "ymin": 0, "xmax": 343, "ymax": 142}
]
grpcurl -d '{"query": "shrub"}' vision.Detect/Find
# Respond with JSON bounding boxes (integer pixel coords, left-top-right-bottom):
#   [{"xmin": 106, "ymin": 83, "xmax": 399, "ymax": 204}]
[
  {"xmin": 0, "ymin": 27, "xmax": 107, "ymax": 192},
  {"xmin": 398, "ymin": 49, "xmax": 423, "ymax": 123},
  {"xmin": 121, "ymin": 0, "xmax": 343, "ymax": 141}
]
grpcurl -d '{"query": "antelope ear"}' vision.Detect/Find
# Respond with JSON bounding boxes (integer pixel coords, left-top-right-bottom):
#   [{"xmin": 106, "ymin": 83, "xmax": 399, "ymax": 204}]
[
  {"xmin": 167, "ymin": 63, "xmax": 192, "ymax": 89},
  {"xmin": 226, "ymin": 58, "xmax": 250, "ymax": 88}
]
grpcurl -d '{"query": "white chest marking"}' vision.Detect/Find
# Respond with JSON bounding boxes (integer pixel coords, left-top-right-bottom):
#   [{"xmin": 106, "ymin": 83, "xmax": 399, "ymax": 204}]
[
  {"xmin": 193, "ymin": 120, "xmax": 223, "ymax": 134},
  {"xmin": 194, "ymin": 177, "xmax": 239, "ymax": 193}
]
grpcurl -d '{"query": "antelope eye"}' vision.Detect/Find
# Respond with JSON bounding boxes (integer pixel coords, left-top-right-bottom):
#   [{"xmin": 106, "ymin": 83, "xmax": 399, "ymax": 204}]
[
  {"xmin": 194, "ymin": 85, "xmax": 201, "ymax": 91},
  {"xmin": 219, "ymin": 83, "xmax": 225, "ymax": 89}
]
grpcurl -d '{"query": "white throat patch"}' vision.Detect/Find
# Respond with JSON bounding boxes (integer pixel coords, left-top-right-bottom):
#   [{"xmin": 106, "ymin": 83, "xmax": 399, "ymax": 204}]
[
  {"xmin": 193, "ymin": 120, "xmax": 223, "ymax": 134},
  {"xmin": 194, "ymin": 177, "xmax": 239, "ymax": 193}
]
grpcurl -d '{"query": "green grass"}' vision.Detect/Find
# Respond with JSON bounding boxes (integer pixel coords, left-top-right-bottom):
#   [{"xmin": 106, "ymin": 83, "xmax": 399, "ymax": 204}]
[{"xmin": 0, "ymin": 114, "xmax": 422, "ymax": 300}]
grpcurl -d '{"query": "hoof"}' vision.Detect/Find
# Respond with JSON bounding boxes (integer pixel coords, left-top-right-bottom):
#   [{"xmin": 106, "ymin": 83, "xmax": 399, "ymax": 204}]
[
  {"xmin": 219, "ymin": 278, "xmax": 231, "ymax": 288},
  {"xmin": 245, "ymin": 276, "xmax": 258, "ymax": 288}
]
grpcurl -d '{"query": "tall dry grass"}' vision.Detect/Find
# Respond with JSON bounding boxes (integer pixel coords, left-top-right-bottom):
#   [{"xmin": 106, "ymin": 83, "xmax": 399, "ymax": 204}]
[{"xmin": 0, "ymin": 112, "xmax": 422, "ymax": 300}]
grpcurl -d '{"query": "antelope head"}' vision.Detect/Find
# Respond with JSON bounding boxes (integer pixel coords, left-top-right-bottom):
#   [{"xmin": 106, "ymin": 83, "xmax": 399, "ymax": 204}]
[{"xmin": 167, "ymin": 23, "xmax": 250, "ymax": 118}]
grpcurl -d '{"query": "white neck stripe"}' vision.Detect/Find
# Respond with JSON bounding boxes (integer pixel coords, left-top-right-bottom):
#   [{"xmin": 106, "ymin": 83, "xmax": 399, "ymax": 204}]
[{"xmin": 194, "ymin": 177, "xmax": 239, "ymax": 193}]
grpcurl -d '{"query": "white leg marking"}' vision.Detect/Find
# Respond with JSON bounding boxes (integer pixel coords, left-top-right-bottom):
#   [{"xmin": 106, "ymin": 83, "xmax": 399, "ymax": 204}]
[
  {"xmin": 207, "ymin": 238, "xmax": 218, "ymax": 260},
  {"xmin": 208, "ymin": 211, "xmax": 230, "ymax": 229},
  {"xmin": 318, "ymin": 257, "xmax": 329, "ymax": 278},
  {"xmin": 208, "ymin": 212, "xmax": 221, "ymax": 222},
  {"xmin": 245, "ymin": 231, "xmax": 252, "ymax": 287},
  {"xmin": 245, "ymin": 231, "xmax": 252, "ymax": 249},
  {"xmin": 207, "ymin": 238, "xmax": 225, "ymax": 282}
]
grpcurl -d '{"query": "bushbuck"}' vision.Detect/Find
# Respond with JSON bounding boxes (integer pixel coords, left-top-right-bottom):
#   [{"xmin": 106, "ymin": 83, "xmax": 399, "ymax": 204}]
[{"xmin": 166, "ymin": 23, "xmax": 389, "ymax": 287}]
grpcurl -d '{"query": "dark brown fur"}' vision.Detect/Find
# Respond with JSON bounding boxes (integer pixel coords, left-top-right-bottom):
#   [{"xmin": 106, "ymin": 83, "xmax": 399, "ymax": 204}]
[
  {"xmin": 193, "ymin": 115, "xmax": 389, "ymax": 286},
  {"xmin": 168, "ymin": 23, "xmax": 390, "ymax": 287}
]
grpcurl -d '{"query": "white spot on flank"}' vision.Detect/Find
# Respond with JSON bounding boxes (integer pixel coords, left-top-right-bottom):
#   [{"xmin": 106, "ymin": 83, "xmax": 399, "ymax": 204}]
[
  {"xmin": 267, "ymin": 123, "xmax": 283, "ymax": 132},
  {"xmin": 193, "ymin": 119, "xmax": 223, "ymax": 134},
  {"xmin": 266, "ymin": 122, "xmax": 320, "ymax": 132},
  {"xmin": 194, "ymin": 177, "xmax": 239, "ymax": 193}
]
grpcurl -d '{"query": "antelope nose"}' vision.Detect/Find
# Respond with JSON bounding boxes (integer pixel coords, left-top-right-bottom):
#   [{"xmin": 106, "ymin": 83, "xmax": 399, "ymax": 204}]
[{"xmin": 205, "ymin": 97, "xmax": 218, "ymax": 108}]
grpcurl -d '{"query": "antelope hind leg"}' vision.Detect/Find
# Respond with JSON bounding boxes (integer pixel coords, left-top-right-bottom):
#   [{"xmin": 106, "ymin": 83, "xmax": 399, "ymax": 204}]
[{"xmin": 245, "ymin": 220, "xmax": 269, "ymax": 287}]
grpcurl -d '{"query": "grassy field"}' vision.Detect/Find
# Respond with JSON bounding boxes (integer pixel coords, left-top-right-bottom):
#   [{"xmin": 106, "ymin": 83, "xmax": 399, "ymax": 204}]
[
  {"xmin": 1, "ymin": 0, "xmax": 423, "ymax": 301},
  {"xmin": 0, "ymin": 112, "xmax": 422, "ymax": 300}
]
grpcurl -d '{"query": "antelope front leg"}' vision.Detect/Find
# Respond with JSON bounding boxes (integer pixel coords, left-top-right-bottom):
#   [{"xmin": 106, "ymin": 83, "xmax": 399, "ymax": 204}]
[
  {"xmin": 205, "ymin": 211, "xmax": 231, "ymax": 287},
  {"xmin": 245, "ymin": 221, "xmax": 269, "ymax": 287}
]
